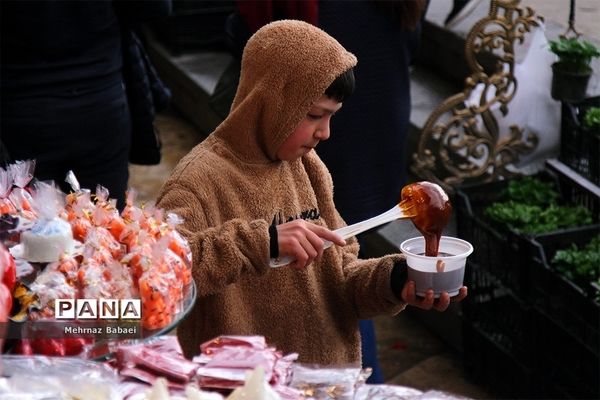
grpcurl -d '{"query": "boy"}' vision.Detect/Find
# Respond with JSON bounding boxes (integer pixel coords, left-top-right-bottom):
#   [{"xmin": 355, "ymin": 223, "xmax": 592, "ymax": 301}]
[{"xmin": 157, "ymin": 20, "xmax": 466, "ymax": 364}]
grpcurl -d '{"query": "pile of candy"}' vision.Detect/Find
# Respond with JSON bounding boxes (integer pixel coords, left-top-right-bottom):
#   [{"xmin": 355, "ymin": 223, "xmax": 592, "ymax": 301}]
[{"xmin": 0, "ymin": 160, "xmax": 193, "ymax": 356}]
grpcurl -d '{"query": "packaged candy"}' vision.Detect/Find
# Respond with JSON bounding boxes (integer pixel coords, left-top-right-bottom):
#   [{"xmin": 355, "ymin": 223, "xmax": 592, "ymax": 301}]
[
  {"xmin": 139, "ymin": 270, "xmax": 173, "ymax": 330},
  {"xmin": 0, "ymin": 166, "xmax": 17, "ymax": 215},
  {"xmin": 17, "ymin": 182, "xmax": 79, "ymax": 263},
  {"xmin": 8, "ymin": 160, "xmax": 36, "ymax": 220}
]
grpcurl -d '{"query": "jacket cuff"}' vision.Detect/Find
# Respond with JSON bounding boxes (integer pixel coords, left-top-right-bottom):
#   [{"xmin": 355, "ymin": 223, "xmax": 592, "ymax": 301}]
[
  {"xmin": 390, "ymin": 260, "xmax": 408, "ymax": 303},
  {"xmin": 268, "ymin": 224, "xmax": 279, "ymax": 259}
]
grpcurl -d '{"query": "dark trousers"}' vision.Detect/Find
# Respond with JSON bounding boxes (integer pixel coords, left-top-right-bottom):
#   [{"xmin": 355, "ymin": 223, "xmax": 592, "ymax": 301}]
[
  {"xmin": 360, "ymin": 319, "xmax": 385, "ymax": 383},
  {"xmin": 358, "ymin": 238, "xmax": 385, "ymax": 384},
  {"xmin": 1, "ymin": 80, "xmax": 131, "ymax": 209}
]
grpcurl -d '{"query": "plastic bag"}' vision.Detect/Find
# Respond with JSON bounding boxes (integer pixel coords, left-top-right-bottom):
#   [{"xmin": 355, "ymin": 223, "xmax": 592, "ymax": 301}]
[
  {"xmin": 0, "ymin": 355, "xmax": 121, "ymax": 400},
  {"xmin": 290, "ymin": 364, "xmax": 368, "ymax": 400},
  {"xmin": 464, "ymin": 26, "xmax": 560, "ymax": 173}
]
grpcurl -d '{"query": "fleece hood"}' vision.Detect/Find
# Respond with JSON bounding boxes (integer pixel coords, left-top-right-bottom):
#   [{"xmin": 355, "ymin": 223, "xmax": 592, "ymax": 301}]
[{"xmin": 214, "ymin": 20, "xmax": 357, "ymax": 163}]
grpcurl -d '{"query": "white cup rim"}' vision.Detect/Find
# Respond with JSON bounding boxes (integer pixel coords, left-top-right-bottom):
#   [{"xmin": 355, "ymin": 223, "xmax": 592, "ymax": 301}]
[{"xmin": 399, "ymin": 236, "xmax": 473, "ymax": 260}]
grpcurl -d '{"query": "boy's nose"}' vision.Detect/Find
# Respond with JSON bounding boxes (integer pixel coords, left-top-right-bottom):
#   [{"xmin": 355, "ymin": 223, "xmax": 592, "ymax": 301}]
[{"xmin": 315, "ymin": 124, "xmax": 330, "ymax": 140}]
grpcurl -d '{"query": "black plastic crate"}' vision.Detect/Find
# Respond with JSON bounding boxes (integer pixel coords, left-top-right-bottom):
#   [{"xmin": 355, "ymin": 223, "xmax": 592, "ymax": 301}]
[
  {"xmin": 547, "ymin": 158, "xmax": 600, "ymax": 220},
  {"xmin": 456, "ymin": 179, "xmax": 528, "ymax": 296},
  {"xmin": 559, "ymin": 96, "xmax": 600, "ymax": 186},
  {"xmin": 532, "ymin": 308, "xmax": 600, "ymax": 399},
  {"xmin": 463, "ymin": 303, "xmax": 599, "ymax": 399},
  {"xmin": 456, "ymin": 170, "xmax": 600, "ymax": 299},
  {"xmin": 462, "ymin": 321, "xmax": 553, "ymax": 399},
  {"xmin": 527, "ymin": 227, "xmax": 600, "ymax": 356},
  {"xmin": 462, "ymin": 262, "xmax": 535, "ymax": 365}
]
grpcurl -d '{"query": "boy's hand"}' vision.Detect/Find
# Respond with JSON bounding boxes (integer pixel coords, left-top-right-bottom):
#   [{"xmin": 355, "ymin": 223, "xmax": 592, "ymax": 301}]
[
  {"xmin": 400, "ymin": 281, "xmax": 467, "ymax": 311},
  {"xmin": 276, "ymin": 220, "xmax": 346, "ymax": 269}
]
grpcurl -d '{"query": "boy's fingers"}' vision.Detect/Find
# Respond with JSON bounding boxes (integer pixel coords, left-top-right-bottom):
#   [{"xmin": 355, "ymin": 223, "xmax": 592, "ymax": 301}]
[
  {"xmin": 434, "ymin": 292, "xmax": 451, "ymax": 311},
  {"xmin": 420, "ymin": 290, "xmax": 435, "ymax": 309},
  {"xmin": 307, "ymin": 224, "xmax": 345, "ymax": 246},
  {"xmin": 304, "ymin": 230, "xmax": 326, "ymax": 259},
  {"xmin": 299, "ymin": 236, "xmax": 318, "ymax": 259}
]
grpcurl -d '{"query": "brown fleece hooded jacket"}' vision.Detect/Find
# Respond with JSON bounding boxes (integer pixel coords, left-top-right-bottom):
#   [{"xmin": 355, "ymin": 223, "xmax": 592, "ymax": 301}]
[{"xmin": 156, "ymin": 20, "xmax": 406, "ymax": 365}]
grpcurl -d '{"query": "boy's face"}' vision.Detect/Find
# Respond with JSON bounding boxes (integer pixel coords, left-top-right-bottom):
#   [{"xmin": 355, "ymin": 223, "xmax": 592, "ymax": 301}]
[{"xmin": 276, "ymin": 95, "xmax": 343, "ymax": 161}]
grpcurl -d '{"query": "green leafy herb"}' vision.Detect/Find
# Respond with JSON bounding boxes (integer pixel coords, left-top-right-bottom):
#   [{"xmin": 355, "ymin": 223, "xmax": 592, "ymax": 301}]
[
  {"xmin": 548, "ymin": 37, "xmax": 600, "ymax": 73},
  {"xmin": 484, "ymin": 176, "xmax": 593, "ymax": 234},
  {"xmin": 552, "ymin": 235, "xmax": 600, "ymax": 286},
  {"xmin": 485, "ymin": 201, "xmax": 592, "ymax": 234},
  {"xmin": 583, "ymin": 107, "xmax": 600, "ymax": 132},
  {"xmin": 504, "ymin": 176, "xmax": 558, "ymax": 206}
]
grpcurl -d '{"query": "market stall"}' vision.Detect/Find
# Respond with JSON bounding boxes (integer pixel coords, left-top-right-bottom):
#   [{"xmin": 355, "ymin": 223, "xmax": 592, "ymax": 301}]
[{"xmin": 0, "ymin": 160, "xmax": 471, "ymax": 399}]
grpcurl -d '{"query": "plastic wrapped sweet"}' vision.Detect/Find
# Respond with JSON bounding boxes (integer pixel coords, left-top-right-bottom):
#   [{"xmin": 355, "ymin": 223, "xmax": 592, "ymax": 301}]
[
  {"xmin": 14, "ymin": 182, "xmax": 80, "ymax": 263},
  {"xmin": 7, "ymin": 160, "xmax": 35, "ymax": 190},
  {"xmin": 290, "ymin": 364, "xmax": 369, "ymax": 400},
  {"xmin": 165, "ymin": 213, "xmax": 192, "ymax": 264},
  {"xmin": 199, "ymin": 336, "xmax": 268, "ymax": 354},
  {"xmin": 0, "ymin": 166, "xmax": 17, "ymax": 216},
  {"xmin": 139, "ymin": 271, "xmax": 174, "ymax": 330},
  {"xmin": 127, "ymin": 378, "xmax": 225, "ymax": 400},
  {"xmin": 227, "ymin": 366, "xmax": 282, "ymax": 400},
  {"xmin": 195, "ymin": 335, "xmax": 298, "ymax": 393},
  {"xmin": 0, "ymin": 355, "xmax": 121, "ymax": 399},
  {"xmin": 1, "ymin": 162, "xmax": 35, "ymax": 247},
  {"xmin": 48, "ymin": 255, "xmax": 79, "ymax": 286},
  {"xmin": 78, "ymin": 259, "xmax": 137, "ymax": 301},
  {"xmin": 29, "ymin": 269, "xmax": 77, "ymax": 312},
  {"xmin": 19, "ymin": 217, "xmax": 77, "ymax": 263},
  {"xmin": 64, "ymin": 171, "xmax": 95, "ymax": 242},
  {"xmin": 116, "ymin": 337, "xmax": 199, "ymax": 383},
  {"xmin": 7, "ymin": 160, "xmax": 36, "ymax": 221},
  {"xmin": 354, "ymin": 384, "xmax": 423, "ymax": 399}
]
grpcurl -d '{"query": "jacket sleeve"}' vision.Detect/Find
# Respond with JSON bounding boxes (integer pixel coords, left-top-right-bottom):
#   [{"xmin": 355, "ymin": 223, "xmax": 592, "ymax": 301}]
[
  {"xmin": 303, "ymin": 151, "xmax": 406, "ymax": 318},
  {"xmin": 330, "ymin": 204, "xmax": 406, "ymax": 318},
  {"xmin": 341, "ymin": 246, "xmax": 407, "ymax": 319},
  {"xmin": 156, "ymin": 181, "xmax": 271, "ymax": 296}
]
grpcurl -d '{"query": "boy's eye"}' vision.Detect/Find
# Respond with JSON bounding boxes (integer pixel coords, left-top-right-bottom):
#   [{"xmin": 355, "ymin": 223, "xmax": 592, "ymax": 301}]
[{"xmin": 307, "ymin": 114, "xmax": 322, "ymax": 120}]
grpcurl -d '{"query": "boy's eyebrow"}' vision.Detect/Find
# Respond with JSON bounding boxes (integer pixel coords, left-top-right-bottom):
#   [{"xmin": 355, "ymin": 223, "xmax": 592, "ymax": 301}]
[{"xmin": 311, "ymin": 105, "xmax": 341, "ymax": 114}]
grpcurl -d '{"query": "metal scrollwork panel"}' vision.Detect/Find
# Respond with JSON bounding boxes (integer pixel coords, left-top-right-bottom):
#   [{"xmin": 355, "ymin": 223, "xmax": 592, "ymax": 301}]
[{"xmin": 411, "ymin": 0, "xmax": 543, "ymax": 191}]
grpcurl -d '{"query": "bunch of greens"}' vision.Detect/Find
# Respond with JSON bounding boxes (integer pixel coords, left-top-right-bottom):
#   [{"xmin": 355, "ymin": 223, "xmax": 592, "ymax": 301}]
[
  {"xmin": 552, "ymin": 235, "xmax": 600, "ymax": 289},
  {"xmin": 484, "ymin": 176, "xmax": 593, "ymax": 234},
  {"xmin": 504, "ymin": 176, "xmax": 558, "ymax": 206},
  {"xmin": 548, "ymin": 37, "xmax": 600, "ymax": 73},
  {"xmin": 583, "ymin": 107, "xmax": 600, "ymax": 132},
  {"xmin": 485, "ymin": 202, "xmax": 592, "ymax": 234}
]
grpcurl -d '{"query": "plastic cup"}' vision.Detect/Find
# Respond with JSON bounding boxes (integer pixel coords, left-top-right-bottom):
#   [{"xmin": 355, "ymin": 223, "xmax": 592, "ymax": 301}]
[{"xmin": 399, "ymin": 236, "xmax": 473, "ymax": 297}]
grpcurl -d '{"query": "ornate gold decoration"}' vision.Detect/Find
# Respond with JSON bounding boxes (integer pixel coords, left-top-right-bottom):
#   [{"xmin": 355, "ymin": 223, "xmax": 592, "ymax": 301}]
[{"xmin": 411, "ymin": 0, "xmax": 543, "ymax": 191}]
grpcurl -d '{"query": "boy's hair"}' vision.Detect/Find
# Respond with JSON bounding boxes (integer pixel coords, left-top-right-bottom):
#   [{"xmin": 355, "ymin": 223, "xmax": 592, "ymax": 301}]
[{"xmin": 325, "ymin": 68, "xmax": 355, "ymax": 102}]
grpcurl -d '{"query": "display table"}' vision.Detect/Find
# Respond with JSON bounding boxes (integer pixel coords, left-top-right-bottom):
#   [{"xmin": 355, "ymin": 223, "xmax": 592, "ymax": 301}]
[{"xmin": 1, "ymin": 351, "xmax": 473, "ymax": 400}]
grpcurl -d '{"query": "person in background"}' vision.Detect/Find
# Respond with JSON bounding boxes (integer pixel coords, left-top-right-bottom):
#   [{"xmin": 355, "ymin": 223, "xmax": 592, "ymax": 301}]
[
  {"xmin": 0, "ymin": 0, "xmax": 171, "ymax": 208},
  {"xmin": 315, "ymin": 0, "xmax": 429, "ymax": 383},
  {"xmin": 157, "ymin": 20, "xmax": 466, "ymax": 365}
]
